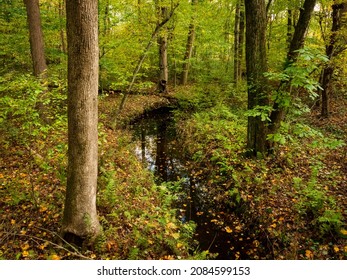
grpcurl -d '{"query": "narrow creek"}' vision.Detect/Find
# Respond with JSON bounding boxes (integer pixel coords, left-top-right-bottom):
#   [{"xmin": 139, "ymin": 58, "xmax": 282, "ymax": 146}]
[{"xmin": 129, "ymin": 107, "xmax": 259, "ymax": 259}]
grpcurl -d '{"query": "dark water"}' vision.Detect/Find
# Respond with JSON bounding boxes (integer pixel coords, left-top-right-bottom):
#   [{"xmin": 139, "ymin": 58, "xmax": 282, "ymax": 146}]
[{"xmin": 130, "ymin": 108, "xmax": 256, "ymax": 259}]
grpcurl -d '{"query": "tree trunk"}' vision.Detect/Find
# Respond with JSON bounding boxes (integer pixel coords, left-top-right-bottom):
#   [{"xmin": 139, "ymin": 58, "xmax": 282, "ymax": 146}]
[
  {"xmin": 287, "ymin": 0, "xmax": 317, "ymax": 63},
  {"xmin": 157, "ymin": 3, "xmax": 169, "ymax": 93},
  {"xmin": 180, "ymin": 0, "xmax": 198, "ymax": 86},
  {"xmin": 244, "ymin": 0, "xmax": 270, "ymax": 156},
  {"xmin": 62, "ymin": 0, "xmax": 100, "ymax": 245},
  {"xmin": 287, "ymin": 8, "xmax": 293, "ymax": 49},
  {"xmin": 320, "ymin": 2, "xmax": 347, "ymax": 118},
  {"xmin": 23, "ymin": 0, "xmax": 47, "ymax": 77},
  {"xmin": 238, "ymin": 2, "xmax": 245, "ymax": 79},
  {"xmin": 234, "ymin": 1, "xmax": 240, "ymax": 83},
  {"xmin": 234, "ymin": 0, "xmax": 245, "ymax": 85},
  {"xmin": 58, "ymin": 0, "xmax": 66, "ymax": 54},
  {"xmin": 269, "ymin": 0, "xmax": 316, "ymax": 135},
  {"xmin": 117, "ymin": 4, "xmax": 178, "ymax": 113}
]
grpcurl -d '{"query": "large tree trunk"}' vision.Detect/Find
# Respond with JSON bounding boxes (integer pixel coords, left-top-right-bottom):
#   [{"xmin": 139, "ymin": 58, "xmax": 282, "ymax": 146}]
[
  {"xmin": 180, "ymin": 0, "xmax": 198, "ymax": 86},
  {"xmin": 320, "ymin": 2, "xmax": 347, "ymax": 118},
  {"xmin": 244, "ymin": 0, "xmax": 270, "ymax": 156},
  {"xmin": 62, "ymin": 0, "xmax": 100, "ymax": 244},
  {"xmin": 23, "ymin": 0, "xmax": 47, "ymax": 77}
]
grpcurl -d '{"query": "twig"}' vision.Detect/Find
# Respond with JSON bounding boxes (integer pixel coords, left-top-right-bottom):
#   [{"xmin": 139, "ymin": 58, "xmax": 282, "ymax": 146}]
[
  {"xmin": 33, "ymin": 225, "xmax": 81, "ymax": 255},
  {"xmin": 6, "ymin": 232, "xmax": 92, "ymax": 260},
  {"xmin": 207, "ymin": 232, "xmax": 218, "ymax": 252}
]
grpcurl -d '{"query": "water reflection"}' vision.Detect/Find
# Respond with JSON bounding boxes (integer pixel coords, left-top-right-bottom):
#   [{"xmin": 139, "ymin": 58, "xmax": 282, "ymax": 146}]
[
  {"xmin": 130, "ymin": 108, "xmax": 256, "ymax": 259},
  {"xmin": 132, "ymin": 108, "xmax": 184, "ymax": 184}
]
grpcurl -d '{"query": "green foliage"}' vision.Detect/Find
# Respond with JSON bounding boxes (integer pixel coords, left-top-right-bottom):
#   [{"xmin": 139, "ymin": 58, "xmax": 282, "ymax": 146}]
[
  {"xmin": 266, "ymin": 47, "xmax": 328, "ymax": 114},
  {"xmin": 245, "ymin": 105, "xmax": 273, "ymax": 122},
  {"xmin": 294, "ymin": 163, "xmax": 344, "ymax": 236},
  {"xmin": 318, "ymin": 210, "xmax": 344, "ymax": 236}
]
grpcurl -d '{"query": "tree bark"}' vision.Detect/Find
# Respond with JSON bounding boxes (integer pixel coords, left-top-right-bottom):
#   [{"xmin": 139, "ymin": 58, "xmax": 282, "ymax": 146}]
[
  {"xmin": 234, "ymin": 1, "xmax": 245, "ymax": 84},
  {"xmin": 238, "ymin": 2, "xmax": 245, "ymax": 79},
  {"xmin": 62, "ymin": 0, "xmax": 100, "ymax": 244},
  {"xmin": 23, "ymin": 0, "xmax": 47, "ymax": 77},
  {"xmin": 157, "ymin": 3, "xmax": 169, "ymax": 93},
  {"xmin": 59, "ymin": 0, "xmax": 66, "ymax": 54},
  {"xmin": 287, "ymin": 8, "xmax": 293, "ymax": 49},
  {"xmin": 320, "ymin": 2, "xmax": 347, "ymax": 117},
  {"xmin": 287, "ymin": 0, "xmax": 317, "ymax": 63},
  {"xmin": 180, "ymin": 0, "xmax": 198, "ymax": 86},
  {"xmin": 244, "ymin": 0, "xmax": 270, "ymax": 156},
  {"xmin": 234, "ymin": 1, "xmax": 241, "ymax": 83},
  {"xmin": 269, "ymin": 0, "xmax": 316, "ymax": 135}
]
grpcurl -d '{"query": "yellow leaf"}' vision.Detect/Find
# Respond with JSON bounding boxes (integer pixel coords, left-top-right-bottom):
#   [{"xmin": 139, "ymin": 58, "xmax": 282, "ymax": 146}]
[
  {"xmin": 344, "ymin": 246, "xmax": 347, "ymax": 252},
  {"xmin": 333, "ymin": 246, "xmax": 339, "ymax": 253},
  {"xmin": 235, "ymin": 225, "xmax": 242, "ymax": 231},
  {"xmin": 162, "ymin": 255, "xmax": 175, "ymax": 260},
  {"xmin": 225, "ymin": 226, "xmax": 233, "ymax": 233},
  {"xmin": 21, "ymin": 243, "xmax": 30, "ymax": 251},
  {"xmin": 176, "ymin": 242, "xmax": 183, "ymax": 249},
  {"xmin": 22, "ymin": 251, "xmax": 29, "ymax": 257},
  {"xmin": 39, "ymin": 206, "xmax": 48, "ymax": 213},
  {"xmin": 166, "ymin": 222, "xmax": 177, "ymax": 230},
  {"xmin": 305, "ymin": 250, "xmax": 313, "ymax": 259},
  {"xmin": 171, "ymin": 232, "xmax": 180, "ymax": 240},
  {"xmin": 11, "ymin": 219, "xmax": 16, "ymax": 225},
  {"xmin": 50, "ymin": 254, "xmax": 60, "ymax": 260},
  {"xmin": 340, "ymin": 229, "xmax": 347, "ymax": 236}
]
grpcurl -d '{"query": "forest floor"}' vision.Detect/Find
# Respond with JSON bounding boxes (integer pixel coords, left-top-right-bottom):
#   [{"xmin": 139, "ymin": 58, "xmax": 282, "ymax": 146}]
[
  {"xmin": 0, "ymin": 89, "xmax": 346, "ymax": 260},
  {"xmin": 0, "ymin": 92, "xmax": 191, "ymax": 260}
]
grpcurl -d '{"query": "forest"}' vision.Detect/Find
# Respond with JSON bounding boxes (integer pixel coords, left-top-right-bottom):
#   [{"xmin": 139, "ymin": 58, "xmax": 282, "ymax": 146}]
[{"xmin": 0, "ymin": 0, "xmax": 346, "ymax": 260}]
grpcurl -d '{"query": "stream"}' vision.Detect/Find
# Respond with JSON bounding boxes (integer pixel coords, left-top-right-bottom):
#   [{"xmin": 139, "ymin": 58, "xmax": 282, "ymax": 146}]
[{"xmin": 130, "ymin": 108, "xmax": 257, "ymax": 259}]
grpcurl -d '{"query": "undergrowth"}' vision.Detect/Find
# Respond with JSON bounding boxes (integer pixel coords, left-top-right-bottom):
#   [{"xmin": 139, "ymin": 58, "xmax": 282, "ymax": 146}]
[{"xmin": 174, "ymin": 86, "xmax": 347, "ymax": 259}]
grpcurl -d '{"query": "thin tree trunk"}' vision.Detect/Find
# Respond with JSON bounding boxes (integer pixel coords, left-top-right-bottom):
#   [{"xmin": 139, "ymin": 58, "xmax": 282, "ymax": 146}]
[
  {"xmin": 58, "ymin": 0, "xmax": 66, "ymax": 53},
  {"xmin": 234, "ymin": 0, "xmax": 245, "ymax": 84},
  {"xmin": 62, "ymin": 0, "xmax": 100, "ymax": 244},
  {"xmin": 157, "ymin": 3, "xmax": 169, "ymax": 93},
  {"xmin": 238, "ymin": 2, "xmax": 245, "ymax": 80},
  {"xmin": 181, "ymin": 0, "xmax": 198, "ymax": 85},
  {"xmin": 287, "ymin": 8, "xmax": 293, "ymax": 49},
  {"xmin": 23, "ymin": 0, "xmax": 47, "ymax": 77},
  {"xmin": 234, "ymin": 1, "xmax": 241, "ymax": 83},
  {"xmin": 117, "ymin": 4, "xmax": 178, "ymax": 113}
]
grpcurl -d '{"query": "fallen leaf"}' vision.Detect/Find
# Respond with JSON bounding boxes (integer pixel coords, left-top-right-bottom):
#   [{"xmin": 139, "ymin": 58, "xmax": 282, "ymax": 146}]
[
  {"xmin": 305, "ymin": 250, "xmax": 313, "ymax": 259},
  {"xmin": 225, "ymin": 226, "xmax": 233, "ymax": 233}
]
